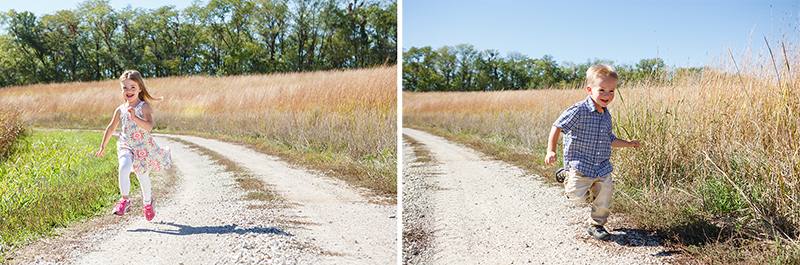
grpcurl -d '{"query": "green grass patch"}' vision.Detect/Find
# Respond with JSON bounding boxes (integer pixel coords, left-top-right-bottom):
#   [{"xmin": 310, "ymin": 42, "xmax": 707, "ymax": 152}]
[{"xmin": 0, "ymin": 130, "xmax": 120, "ymax": 259}]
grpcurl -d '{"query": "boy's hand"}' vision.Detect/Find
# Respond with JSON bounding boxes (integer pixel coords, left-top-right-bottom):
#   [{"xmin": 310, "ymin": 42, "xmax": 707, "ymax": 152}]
[
  {"xmin": 612, "ymin": 138, "xmax": 641, "ymax": 148},
  {"xmin": 544, "ymin": 151, "xmax": 558, "ymax": 166}
]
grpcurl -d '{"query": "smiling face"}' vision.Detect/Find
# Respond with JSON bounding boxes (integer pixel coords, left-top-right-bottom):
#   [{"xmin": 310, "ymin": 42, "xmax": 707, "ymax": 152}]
[
  {"xmin": 121, "ymin": 78, "xmax": 141, "ymax": 103},
  {"xmin": 586, "ymin": 75, "xmax": 618, "ymax": 110}
]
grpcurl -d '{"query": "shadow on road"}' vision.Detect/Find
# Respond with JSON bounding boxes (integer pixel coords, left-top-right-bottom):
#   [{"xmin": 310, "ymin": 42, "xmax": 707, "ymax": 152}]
[
  {"xmin": 128, "ymin": 222, "xmax": 292, "ymax": 236},
  {"xmin": 610, "ymin": 228, "xmax": 664, "ymax": 248}
]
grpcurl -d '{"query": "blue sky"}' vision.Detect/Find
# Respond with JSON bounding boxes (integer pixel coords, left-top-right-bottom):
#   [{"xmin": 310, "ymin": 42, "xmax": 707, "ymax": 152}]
[{"xmin": 402, "ymin": 0, "xmax": 798, "ymax": 68}]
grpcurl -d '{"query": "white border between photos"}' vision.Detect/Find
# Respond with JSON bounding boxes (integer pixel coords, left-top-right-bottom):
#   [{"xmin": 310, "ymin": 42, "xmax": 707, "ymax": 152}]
[{"xmin": 395, "ymin": 0, "xmax": 404, "ymax": 264}]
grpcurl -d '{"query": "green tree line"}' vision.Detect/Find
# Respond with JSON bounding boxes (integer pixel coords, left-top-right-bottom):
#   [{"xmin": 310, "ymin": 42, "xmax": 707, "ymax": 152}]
[
  {"xmin": 403, "ymin": 44, "xmax": 702, "ymax": 92},
  {"xmin": 0, "ymin": 0, "xmax": 396, "ymax": 87}
]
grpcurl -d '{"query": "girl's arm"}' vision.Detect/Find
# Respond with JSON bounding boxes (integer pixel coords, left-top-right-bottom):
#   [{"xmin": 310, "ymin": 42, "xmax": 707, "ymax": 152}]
[
  {"xmin": 95, "ymin": 107, "xmax": 122, "ymax": 158},
  {"xmin": 544, "ymin": 126, "xmax": 562, "ymax": 166},
  {"xmin": 128, "ymin": 102, "xmax": 154, "ymax": 131}
]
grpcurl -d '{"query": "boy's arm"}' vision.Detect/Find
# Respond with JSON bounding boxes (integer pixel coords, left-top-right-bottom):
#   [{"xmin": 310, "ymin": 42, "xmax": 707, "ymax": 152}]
[
  {"xmin": 611, "ymin": 138, "xmax": 640, "ymax": 148},
  {"xmin": 544, "ymin": 126, "xmax": 562, "ymax": 166}
]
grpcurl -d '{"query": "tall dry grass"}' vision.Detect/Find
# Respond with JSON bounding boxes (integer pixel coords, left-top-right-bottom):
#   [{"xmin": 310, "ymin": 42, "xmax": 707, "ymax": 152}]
[
  {"xmin": 404, "ymin": 18, "xmax": 799, "ymax": 260},
  {"xmin": 404, "ymin": 89, "xmax": 584, "ymax": 153},
  {"xmin": 0, "ymin": 66, "xmax": 397, "ymax": 197},
  {"xmin": 0, "ymin": 107, "xmax": 26, "ymax": 161}
]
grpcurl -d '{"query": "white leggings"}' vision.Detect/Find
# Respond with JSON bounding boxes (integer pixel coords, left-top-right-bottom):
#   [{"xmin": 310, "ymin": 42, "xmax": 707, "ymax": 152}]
[{"xmin": 118, "ymin": 153, "xmax": 152, "ymax": 204}]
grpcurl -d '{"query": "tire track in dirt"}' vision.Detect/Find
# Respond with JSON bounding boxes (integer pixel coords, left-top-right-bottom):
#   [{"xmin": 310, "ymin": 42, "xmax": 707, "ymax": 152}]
[
  {"xmin": 403, "ymin": 128, "xmax": 672, "ymax": 264},
  {"xmin": 158, "ymin": 135, "xmax": 397, "ymax": 264}
]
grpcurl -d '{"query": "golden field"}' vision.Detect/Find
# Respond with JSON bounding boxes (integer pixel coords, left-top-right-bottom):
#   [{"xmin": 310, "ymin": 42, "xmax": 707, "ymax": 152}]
[{"xmin": 0, "ymin": 66, "xmax": 398, "ymax": 197}]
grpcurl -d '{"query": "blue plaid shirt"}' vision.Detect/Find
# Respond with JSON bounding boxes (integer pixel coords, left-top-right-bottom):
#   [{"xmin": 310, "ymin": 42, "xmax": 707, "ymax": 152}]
[{"xmin": 553, "ymin": 96, "xmax": 617, "ymax": 179}]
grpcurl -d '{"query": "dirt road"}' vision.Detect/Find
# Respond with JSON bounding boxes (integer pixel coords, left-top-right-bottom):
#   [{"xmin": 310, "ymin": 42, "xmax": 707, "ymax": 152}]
[
  {"xmin": 11, "ymin": 134, "xmax": 396, "ymax": 264},
  {"xmin": 402, "ymin": 128, "xmax": 672, "ymax": 264}
]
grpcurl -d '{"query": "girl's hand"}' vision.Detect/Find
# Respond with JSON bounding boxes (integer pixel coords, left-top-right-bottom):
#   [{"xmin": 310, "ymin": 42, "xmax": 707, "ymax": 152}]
[
  {"xmin": 95, "ymin": 145, "xmax": 106, "ymax": 158},
  {"xmin": 629, "ymin": 139, "xmax": 640, "ymax": 148}
]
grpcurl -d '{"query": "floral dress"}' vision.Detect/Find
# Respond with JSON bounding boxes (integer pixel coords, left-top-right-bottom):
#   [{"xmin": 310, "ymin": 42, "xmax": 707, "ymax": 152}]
[{"xmin": 116, "ymin": 101, "xmax": 171, "ymax": 174}]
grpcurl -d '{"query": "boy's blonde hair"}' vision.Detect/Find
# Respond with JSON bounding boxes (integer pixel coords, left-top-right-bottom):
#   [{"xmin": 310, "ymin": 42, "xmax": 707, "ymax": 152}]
[
  {"xmin": 119, "ymin": 70, "xmax": 161, "ymax": 102},
  {"xmin": 586, "ymin": 64, "xmax": 619, "ymax": 87}
]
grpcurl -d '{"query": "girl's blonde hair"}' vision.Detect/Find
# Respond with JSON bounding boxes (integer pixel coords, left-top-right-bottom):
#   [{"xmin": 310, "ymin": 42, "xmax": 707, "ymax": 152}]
[
  {"xmin": 119, "ymin": 70, "xmax": 162, "ymax": 102},
  {"xmin": 586, "ymin": 64, "xmax": 619, "ymax": 87}
]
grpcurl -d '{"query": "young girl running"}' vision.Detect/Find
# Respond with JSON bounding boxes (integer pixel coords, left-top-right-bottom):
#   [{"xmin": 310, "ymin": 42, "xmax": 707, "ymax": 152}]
[{"xmin": 95, "ymin": 70, "xmax": 171, "ymax": 221}]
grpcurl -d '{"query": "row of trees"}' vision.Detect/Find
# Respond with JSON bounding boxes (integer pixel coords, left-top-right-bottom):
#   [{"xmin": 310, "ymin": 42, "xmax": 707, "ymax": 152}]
[
  {"xmin": 0, "ymin": 0, "xmax": 396, "ymax": 87},
  {"xmin": 403, "ymin": 44, "xmax": 701, "ymax": 92}
]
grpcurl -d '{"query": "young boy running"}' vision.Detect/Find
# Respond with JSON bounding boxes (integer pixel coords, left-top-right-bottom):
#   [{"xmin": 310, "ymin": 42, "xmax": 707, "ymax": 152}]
[{"xmin": 544, "ymin": 64, "xmax": 640, "ymax": 240}]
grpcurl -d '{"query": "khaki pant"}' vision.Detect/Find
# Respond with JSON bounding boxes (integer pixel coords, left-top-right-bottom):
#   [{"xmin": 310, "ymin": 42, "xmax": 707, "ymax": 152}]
[{"xmin": 564, "ymin": 168, "xmax": 613, "ymax": 226}]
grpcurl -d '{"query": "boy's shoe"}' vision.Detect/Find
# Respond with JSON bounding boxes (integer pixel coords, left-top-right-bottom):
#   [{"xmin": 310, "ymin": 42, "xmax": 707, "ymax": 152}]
[
  {"xmin": 588, "ymin": 225, "xmax": 611, "ymax": 241},
  {"xmin": 113, "ymin": 198, "xmax": 130, "ymax": 215},
  {"xmin": 143, "ymin": 199, "xmax": 155, "ymax": 221},
  {"xmin": 555, "ymin": 167, "xmax": 568, "ymax": 183}
]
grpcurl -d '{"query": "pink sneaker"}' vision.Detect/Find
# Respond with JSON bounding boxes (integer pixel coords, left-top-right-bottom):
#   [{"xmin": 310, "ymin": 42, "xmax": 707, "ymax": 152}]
[
  {"xmin": 113, "ymin": 198, "xmax": 130, "ymax": 215},
  {"xmin": 143, "ymin": 199, "xmax": 155, "ymax": 221}
]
